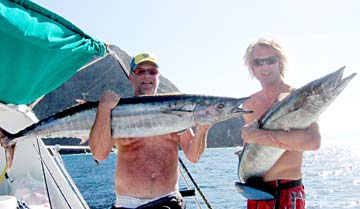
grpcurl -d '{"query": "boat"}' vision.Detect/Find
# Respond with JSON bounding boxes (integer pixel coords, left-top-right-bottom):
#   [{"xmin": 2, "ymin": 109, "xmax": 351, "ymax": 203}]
[
  {"xmin": 0, "ymin": 0, "xmax": 210, "ymax": 208},
  {"xmin": 0, "ymin": 104, "xmax": 91, "ymax": 208}
]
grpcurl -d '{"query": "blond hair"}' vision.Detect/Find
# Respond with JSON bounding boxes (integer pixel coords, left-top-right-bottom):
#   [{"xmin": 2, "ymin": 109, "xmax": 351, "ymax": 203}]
[{"xmin": 243, "ymin": 36, "xmax": 288, "ymax": 78}]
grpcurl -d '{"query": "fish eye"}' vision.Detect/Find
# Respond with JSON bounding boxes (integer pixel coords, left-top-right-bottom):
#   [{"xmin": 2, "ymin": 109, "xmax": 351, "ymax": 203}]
[{"xmin": 216, "ymin": 103, "xmax": 225, "ymax": 110}]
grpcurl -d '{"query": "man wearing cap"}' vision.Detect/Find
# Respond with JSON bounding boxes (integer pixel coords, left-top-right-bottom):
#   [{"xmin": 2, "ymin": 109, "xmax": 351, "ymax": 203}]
[{"xmin": 89, "ymin": 53, "xmax": 212, "ymax": 209}]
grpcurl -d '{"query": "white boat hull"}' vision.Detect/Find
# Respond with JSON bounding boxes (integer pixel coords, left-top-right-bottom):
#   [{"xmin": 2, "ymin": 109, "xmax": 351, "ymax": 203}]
[{"xmin": 0, "ymin": 103, "xmax": 89, "ymax": 208}]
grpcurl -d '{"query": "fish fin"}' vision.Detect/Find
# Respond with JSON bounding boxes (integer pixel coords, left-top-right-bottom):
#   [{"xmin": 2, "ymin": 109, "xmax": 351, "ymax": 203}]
[
  {"xmin": 176, "ymin": 129, "xmax": 188, "ymax": 135},
  {"xmin": 277, "ymin": 92, "xmax": 290, "ymax": 102},
  {"xmin": 93, "ymin": 159, "xmax": 99, "ymax": 166},
  {"xmin": 161, "ymin": 110, "xmax": 192, "ymax": 117},
  {"xmin": 75, "ymin": 99, "xmax": 88, "ymax": 105},
  {"xmin": 235, "ymin": 181, "xmax": 274, "ymax": 200},
  {"xmin": 234, "ymin": 150, "xmax": 242, "ymax": 156},
  {"xmin": 280, "ymin": 125, "xmax": 291, "ymax": 131},
  {"xmin": 1, "ymin": 132, "xmax": 15, "ymax": 157},
  {"xmin": 79, "ymin": 137, "xmax": 89, "ymax": 145}
]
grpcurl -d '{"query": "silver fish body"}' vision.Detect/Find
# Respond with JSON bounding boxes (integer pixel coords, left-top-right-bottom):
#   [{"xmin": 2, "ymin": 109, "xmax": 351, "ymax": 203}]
[
  {"xmin": 237, "ymin": 66, "xmax": 356, "ymax": 183},
  {"xmin": 7, "ymin": 94, "xmax": 252, "ymax": 145}
]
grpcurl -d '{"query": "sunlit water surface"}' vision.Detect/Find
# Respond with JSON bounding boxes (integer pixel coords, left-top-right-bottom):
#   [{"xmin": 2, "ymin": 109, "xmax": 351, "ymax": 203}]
[{"xmin": 63, "ymin": 140, "xmax": 360, "ymax": 209}]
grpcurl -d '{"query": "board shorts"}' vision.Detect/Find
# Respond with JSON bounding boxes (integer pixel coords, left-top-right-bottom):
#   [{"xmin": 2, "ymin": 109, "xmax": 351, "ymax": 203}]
[
  {"xmin": 111, "ymin": 191, "xmax": 185, "ymax": 209},
  {"xmin": 247, "ymin": 179, "xmax": 305, "ymax": 209}
]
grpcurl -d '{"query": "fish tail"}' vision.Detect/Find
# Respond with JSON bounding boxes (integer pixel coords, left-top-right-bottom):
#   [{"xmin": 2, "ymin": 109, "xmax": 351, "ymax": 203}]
[
  {"xmin": 0, "ymin": 128, "xmax": 22, "ymax": 147},
  {"xmin": 0, "ymin": 130, "xmax": 11, "ymax": 149}
]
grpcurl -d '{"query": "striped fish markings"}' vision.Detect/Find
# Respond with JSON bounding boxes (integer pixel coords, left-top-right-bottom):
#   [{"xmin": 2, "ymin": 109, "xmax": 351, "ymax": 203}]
[
  {"xmin": 3, "ymin": 94, "xmax": 252, "ymax": 145},
  {"xmin": 237, "ymin": 66, "xmax": 356, "ymax": 183}
]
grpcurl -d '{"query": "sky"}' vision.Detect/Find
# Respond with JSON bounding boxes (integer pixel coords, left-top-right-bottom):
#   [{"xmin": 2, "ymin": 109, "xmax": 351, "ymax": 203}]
[{"xmin": 33, "ymin": 0, "xmax": 359, "ymax": 141}]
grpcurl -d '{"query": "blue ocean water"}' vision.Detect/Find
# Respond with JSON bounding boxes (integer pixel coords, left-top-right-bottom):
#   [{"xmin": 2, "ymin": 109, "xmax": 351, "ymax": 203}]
[{"xmin": 63, "ymin": 141, "xmax": 360, "ymax": 209}]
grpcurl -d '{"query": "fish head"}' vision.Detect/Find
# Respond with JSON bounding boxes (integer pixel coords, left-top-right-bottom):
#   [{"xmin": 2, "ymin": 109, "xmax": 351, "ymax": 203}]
[
  {"xmin": 296, "ymin": 66, "xmax": 356, "ymax": 115},
  {"xmin": 305, "ymin": 66, "xmax": 345, "ymax": 97},
  {"xmin": 194, "ymin": 96, "xmax": 253, "ymax": 125},
  {"xmin": 259, "ymin": 66, "xmax": 356, "ymax": 129}
]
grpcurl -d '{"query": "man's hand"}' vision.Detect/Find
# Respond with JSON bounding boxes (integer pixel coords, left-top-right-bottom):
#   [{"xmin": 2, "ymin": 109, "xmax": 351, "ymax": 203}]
[
  {"xmin": 241, "ymin": 120, "xmax": 263, "ymax": 144},
  {"xmin": 99, "ymin": 90, "xmax": 120, "ymax": 110}
]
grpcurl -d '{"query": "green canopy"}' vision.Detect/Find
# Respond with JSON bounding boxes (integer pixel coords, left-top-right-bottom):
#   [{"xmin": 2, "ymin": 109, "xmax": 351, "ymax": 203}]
[{"xmin": 0, "ymin": 0, "xmax": 106, "ymax": 104}]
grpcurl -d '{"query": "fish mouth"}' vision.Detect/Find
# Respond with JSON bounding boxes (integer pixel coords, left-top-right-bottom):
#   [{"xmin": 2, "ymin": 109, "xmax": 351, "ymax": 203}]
[
  {"xmin": 231, "ymin": 96, "xmax": 253, "ymax": 115},
  {"xmin": 320, "ymin": 66, "xmax": 345, "ymax": 89},
  {"xmin": 232, "ymin": 106, "xmax": 253, "ymax": 114}
]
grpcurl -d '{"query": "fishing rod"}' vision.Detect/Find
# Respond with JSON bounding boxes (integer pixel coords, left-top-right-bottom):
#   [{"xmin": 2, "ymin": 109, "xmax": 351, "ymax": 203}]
[
  {"xmin": 178, "ymin": 157, "xmax": 213, "ymax": 209},
  {"xmin": 178, "ymin": 166, "xmax": 203, "ymax": 208}
]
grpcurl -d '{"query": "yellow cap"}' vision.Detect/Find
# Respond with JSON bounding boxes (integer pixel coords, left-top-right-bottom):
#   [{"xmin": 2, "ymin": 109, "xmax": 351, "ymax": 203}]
[{"xmin": 130, "ymin": 52, "xmax": 158, "ymax": 72}]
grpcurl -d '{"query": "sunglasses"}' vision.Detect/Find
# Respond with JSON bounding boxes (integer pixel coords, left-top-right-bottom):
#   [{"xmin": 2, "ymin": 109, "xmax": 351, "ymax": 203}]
[
  {"xmin": 252, "ymin": 56, "xmax": 278, "ymax": 67},
  {"xmin": 132, "ymin": 67, "xmax": 159, "ymax": 76}
]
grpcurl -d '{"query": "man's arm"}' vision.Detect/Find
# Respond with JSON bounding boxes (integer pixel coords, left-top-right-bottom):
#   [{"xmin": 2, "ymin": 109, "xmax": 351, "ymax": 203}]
[
  {"xmin": 179, "ymin": 125, "xmax": 211, "ymax": 163},
  {"xmin": 89, "ymin": 91, "xmax": 120, "ymax": 162},
  {"xmin": 242, "ymin": 121, "xmax": 321, "ymax": 151}
]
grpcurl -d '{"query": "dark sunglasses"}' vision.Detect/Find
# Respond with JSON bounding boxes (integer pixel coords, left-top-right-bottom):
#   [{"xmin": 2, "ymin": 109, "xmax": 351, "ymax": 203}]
[
  {"xmin": 252, "ymin": 56, "xmax": 278, "ymax": 67},
  {"xmin": 132, "ymin": 67, "xmax": 159, "ymax": 76}
]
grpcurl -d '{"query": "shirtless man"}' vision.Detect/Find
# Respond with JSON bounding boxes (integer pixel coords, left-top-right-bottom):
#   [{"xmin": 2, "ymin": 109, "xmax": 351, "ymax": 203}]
[
  {"xmin": 240, "ymin": 37, "xmax": 321, "ymax": 209},
  {"xmin": 89, "ymin": 52, "xmax": 211, "ymax": 209}
]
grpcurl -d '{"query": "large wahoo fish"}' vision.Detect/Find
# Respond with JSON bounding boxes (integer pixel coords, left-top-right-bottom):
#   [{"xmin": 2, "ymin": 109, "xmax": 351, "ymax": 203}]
[
  {"xmin": 3, "ymin": 94, "xmax": 252, "ymax": 146},
  {"xmin": 237, "ymin": 66, "xmax": 356, "ymax": 184}
]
